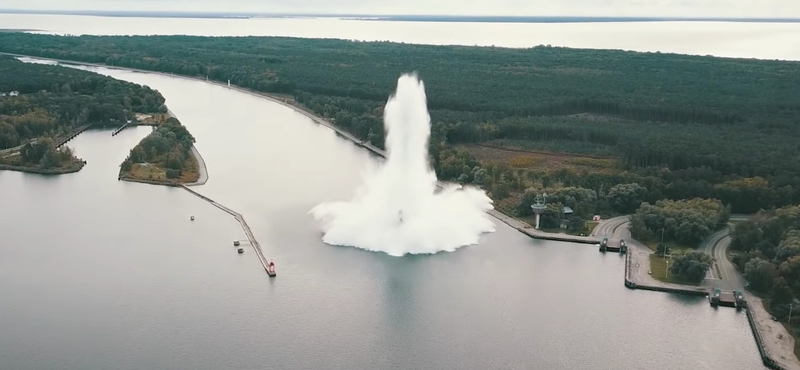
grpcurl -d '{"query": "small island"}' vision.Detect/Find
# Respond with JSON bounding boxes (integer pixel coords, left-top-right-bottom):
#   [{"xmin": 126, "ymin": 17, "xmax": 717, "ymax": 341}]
[{"xmin": 118, "ymin": 116, "xmax": 200, "ymax": 186}]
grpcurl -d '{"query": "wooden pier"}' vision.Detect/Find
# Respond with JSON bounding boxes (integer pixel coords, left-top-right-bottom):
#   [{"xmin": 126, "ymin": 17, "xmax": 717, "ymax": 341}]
[
  {"xmin": 56, "ymin": 124, "xmax": 92, "ymax": 147},
  {"xmin": 180, "ymin": 185, "xmax": 275, "ymax": 277},
  {"xmin": 111, "ymin": 122, "xmax": 130, "ymax": 136}
]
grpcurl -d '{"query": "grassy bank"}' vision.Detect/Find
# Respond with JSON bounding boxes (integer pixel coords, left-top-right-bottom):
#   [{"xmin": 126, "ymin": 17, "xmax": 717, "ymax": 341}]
[{"xmin": 649, "ymin": 255, "xmax": 702, "ymax": 286}]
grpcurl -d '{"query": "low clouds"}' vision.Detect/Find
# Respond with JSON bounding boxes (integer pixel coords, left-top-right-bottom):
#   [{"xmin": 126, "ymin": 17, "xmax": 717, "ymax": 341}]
[{"xmin": 3, "ymin": 0, "xmax": 798, "ymax": 17}]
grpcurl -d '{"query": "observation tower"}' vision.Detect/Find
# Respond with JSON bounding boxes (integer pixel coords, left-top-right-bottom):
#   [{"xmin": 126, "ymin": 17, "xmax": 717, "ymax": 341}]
[{"xmin": 530, "ymin": 193, "xmax": 547, "ymax": 229}]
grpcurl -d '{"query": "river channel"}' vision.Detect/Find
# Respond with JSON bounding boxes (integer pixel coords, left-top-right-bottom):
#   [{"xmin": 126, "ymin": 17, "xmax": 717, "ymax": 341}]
[{"xmin": 0, "ymin": 62, "xmax": 766, "ymax": 370}]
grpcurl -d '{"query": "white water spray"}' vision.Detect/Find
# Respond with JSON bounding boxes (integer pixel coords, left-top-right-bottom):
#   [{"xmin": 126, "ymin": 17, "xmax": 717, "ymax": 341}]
[{"xmin": 310, "ymin": 74, "xmax": 495, "ymax": 256}]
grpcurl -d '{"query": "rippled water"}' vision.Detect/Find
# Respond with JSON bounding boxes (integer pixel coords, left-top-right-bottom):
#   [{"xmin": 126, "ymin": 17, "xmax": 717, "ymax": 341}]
[{"xmin": 0, "ymin": 62, "xmax": 767, "ymax": 369}]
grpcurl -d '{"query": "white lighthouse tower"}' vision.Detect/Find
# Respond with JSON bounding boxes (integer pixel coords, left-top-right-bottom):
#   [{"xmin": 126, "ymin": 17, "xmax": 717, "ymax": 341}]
[{"xmin": 530, "ymin": 193, "xmax": 548, "ymax": 229}]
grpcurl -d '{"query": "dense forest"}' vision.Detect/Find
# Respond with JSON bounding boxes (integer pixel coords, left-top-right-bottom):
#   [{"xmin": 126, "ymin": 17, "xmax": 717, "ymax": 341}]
[
  {"xmin": 0, "ymin": 55, "xmax": 166, "ymax": 151},
  {"xmin": 731, "ymin": 207, "xmax": 800, "ymax": 323},
  {"xmin": 1, "ymin": 34, "xmax": 797, "ymax": 214},
  {"xmin": 629, "ymin": 198, "xmax": 730, "ymax": 246},
  {"xmin": 119, "ymin": 117, "xmax": 198, "ymax": 183}
]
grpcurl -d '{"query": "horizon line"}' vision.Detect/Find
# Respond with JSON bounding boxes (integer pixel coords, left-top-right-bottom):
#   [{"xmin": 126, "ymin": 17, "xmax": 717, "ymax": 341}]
[{"xmin": 1, "ymin": 9, "xmax": 800, "ymax": 23}]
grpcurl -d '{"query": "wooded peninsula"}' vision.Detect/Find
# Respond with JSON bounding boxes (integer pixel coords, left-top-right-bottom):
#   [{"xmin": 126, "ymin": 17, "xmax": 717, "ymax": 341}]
[{"xmin": 0, "ymin": 55, "xmax": 198, "ymax": 183}]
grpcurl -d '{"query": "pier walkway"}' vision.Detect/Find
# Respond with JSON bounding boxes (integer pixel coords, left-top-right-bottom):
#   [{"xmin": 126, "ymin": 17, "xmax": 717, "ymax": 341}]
[
  {"xmin": 181, "ymin": 185, "xmax": 274, "ymax": 277},
  {"xmin": 56, "ymin": 124, "xmax": 92, "ymax": 148},
  {"xmin": 111, "ymin": 122, "xmax": 130, "ymax": 136},
  {"xmin": 2, "ymin": 123, "xmax": 93, "ymax": 159}
]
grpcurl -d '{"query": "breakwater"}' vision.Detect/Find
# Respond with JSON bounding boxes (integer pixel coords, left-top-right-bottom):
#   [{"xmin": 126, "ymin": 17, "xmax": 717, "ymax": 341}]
[
  {"xmin": 623, "ymin": 246, "xmax": 790, "ymax": 370},
  {"xmin": 180, "ymin": 185, "xmax": 273, "ymax": 277}
]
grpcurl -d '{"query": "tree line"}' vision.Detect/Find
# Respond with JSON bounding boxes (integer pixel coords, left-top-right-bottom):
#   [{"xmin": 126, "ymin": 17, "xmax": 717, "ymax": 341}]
[
  {"xmin": 121, "ymin": 117, "xmax": 196, "ymax": 179},
  {"xmin": 731, "ymin": 206, "xmax": 800, "ymax": 322},
  {"xmin": 2, "ymin": 34, "xmax": 798, "ymax": 213}
]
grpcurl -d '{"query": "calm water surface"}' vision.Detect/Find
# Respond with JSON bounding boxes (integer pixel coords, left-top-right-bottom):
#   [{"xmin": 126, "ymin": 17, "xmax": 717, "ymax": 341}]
[
  {"xmin": 0, "ymin": 63, "xmax": 766, "ymax": 369},
  {"xmin": 2, "ymin": 14, "xmax": 800, "ymax": 60}
]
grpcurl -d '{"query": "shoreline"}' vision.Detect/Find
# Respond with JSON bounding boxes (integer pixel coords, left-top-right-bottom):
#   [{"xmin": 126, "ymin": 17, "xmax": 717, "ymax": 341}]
[
  {"xmin": 0, "ymin": 161, "xmax": 85, "ymax": 175},
  {"xmin": 10, "ymin": 52, "xmax": 796, "ymax": 367},
  {"xmin": 610, "ymin": 217, "xmax": 800, "ymax": 370},
  {"xmin": 167, "ymin": 108, "xmax": 208, "ymax": 187},
  {"xmin": 184, "ymin": 145, "xmax": 208, "ymax": 186}
]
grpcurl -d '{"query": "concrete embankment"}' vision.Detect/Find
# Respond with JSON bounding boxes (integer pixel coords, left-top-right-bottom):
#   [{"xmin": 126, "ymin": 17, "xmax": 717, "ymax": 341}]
[
  {"xmin": 488, "ymin": 208, "xmax": 600, "ymax": 244},
  {"xmin": 620, "ymin": 224, "xmax": 797, "ymax": 370}
]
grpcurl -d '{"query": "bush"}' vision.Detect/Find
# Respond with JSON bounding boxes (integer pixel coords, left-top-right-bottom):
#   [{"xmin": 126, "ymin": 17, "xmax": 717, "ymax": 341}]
[
  {"xmin": 669, "ymin": 250, "xmax": 713, "ymax": 283},
  {"xmin": 120, "ymin": 160, "xmax": 133, "ymax": 172}
]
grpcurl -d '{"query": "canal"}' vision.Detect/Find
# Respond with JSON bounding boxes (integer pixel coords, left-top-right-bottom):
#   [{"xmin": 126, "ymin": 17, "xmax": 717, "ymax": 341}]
[{"xmin": 0, "ymin": 62, "xmax": 765, "ymax": 370}]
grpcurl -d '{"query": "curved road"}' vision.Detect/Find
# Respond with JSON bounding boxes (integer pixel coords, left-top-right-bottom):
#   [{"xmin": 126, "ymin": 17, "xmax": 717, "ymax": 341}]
[
  {"xmin": 592, "ymin": 215, "xmax": 630, "ymax": 240},
  {"xmin": 699, "ymin": 224, "xmax": 745, "ymax": 291}
]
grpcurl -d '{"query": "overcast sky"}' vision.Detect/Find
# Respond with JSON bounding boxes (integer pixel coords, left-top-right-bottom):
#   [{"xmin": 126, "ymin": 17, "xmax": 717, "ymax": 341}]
[{"xmin": 2, "ymin": 0, "xmax": 798, "ymax": 18}]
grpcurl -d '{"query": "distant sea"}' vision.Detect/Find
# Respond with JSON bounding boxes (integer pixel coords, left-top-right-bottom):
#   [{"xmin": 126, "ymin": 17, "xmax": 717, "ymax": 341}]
[{"xmin": 1, "ymin": 10, "xmax": 799, "ymax": 23}]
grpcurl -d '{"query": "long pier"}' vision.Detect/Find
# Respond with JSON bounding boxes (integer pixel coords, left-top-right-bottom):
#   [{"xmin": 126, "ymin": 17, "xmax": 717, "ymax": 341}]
[
  {"xmin": 56, "ymin": 124, "xmax": 92, "ymax": 147},
  {"xmin": 180, "ymin": 185, "xmax": 274, "ymax": 277}
]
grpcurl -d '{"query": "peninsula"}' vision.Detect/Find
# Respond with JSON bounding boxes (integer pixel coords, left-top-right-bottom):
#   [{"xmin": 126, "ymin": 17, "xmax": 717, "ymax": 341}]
[{"xmin": 0, "ymin": 55, "xmax": 167, "ymax": 174}]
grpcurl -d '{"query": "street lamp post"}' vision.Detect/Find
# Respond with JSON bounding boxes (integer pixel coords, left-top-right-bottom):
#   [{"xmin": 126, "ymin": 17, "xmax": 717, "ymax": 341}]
[
  {"xmin": 790, "ymin": 304, "xmax": 794, "ymax": 324},
  {"xmin": 665, "ymin": 259, "xmax": 669, "ymax": 279}
]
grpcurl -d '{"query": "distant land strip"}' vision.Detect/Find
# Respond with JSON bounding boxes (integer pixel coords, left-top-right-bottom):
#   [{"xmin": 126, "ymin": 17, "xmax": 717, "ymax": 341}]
[{"xmin": 1, "ymin": 10, "xmax": 800, "ymax": 23}]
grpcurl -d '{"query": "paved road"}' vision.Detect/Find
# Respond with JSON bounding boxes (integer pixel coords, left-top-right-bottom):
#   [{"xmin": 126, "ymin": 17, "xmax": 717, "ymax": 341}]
[
  {"xmin": 699, "ymin": 228, "xmax": 728, "ymax": 281},
  {"xmin": 592, "ymin": 215, "xmax": 629, "ymax": 240},
  {"xmin": 698, "ymin": 215, "xmax": 752, "ymax": 290},
  {"xmin": 699, "ymin": 225, "xmax": 747, "ymax": 291}
]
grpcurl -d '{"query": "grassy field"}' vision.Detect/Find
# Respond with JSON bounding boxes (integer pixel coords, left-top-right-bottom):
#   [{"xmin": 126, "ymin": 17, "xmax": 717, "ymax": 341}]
[
  {"xmin": 120, "ymin": 156, "xmax": 199, "ymax": 184},
  {"xmin": 649, "ymin": 255, "xmax": 701, "ymax": 286},
  {"xmin": 457, "ymin": 143, "xmax": 619, "ymax": 175},
  {"xmin": 458, "ymin": 142, "xmax": 621, "ymax": 222},
  {"xmin": 126, "ymin": 163, "xmax": 166, "ymax": 181},
  {"xmin": 644, "ymin": 241, "xmax": 695, "ymax": 253}
]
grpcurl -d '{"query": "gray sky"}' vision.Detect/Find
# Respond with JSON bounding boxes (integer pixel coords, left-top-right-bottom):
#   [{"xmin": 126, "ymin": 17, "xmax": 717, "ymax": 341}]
[{"xmin": 2, "ymin": 0, "xmax": 798, "ymax": 17}]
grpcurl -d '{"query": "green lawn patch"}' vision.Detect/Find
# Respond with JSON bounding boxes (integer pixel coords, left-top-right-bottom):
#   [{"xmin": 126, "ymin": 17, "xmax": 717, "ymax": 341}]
[{"xmin": 649, "ymin": 255, "xmax": 702, "ymax": 286}]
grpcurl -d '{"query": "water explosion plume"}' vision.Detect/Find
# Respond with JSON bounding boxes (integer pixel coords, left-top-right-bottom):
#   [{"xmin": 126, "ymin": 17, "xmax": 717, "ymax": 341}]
[{"xmin": 310, "ymin": 74, "xmax": 495, "ymax": 256}]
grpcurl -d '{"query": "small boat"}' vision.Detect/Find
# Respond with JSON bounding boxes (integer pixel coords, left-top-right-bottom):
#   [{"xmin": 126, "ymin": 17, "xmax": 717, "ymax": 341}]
[
  {"xmin": 190, "ymin": 216, "xmax": 195, "ymax": 221},
  {"xmin": 237, "ymin": 247, "xmax": 244, "ymax": 254},
  {"xmin": 233, "ymin": 240, "xmax": 240, "ymax": 246},
  {"xmin": 267, "ymin": 260, "xmax": 276, "ymax": 277}
]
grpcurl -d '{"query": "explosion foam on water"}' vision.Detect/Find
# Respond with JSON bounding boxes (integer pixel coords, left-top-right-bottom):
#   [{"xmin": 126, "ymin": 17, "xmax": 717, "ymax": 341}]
[{"xmin": 310, "ymin": 74, "xmax": 495, "ymax": 256}]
